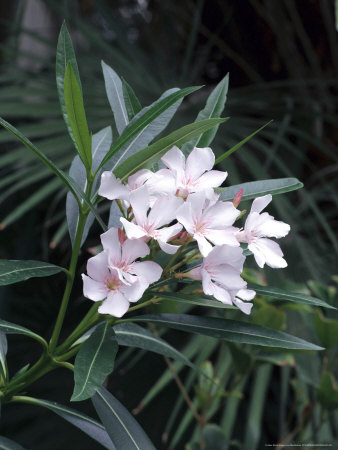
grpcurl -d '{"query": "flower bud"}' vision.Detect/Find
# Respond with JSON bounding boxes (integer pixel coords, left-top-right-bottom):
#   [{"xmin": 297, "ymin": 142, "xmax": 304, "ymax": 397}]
[{"xmin": 233, "ymin": 188, "xmax": 244, "ymax": 207}]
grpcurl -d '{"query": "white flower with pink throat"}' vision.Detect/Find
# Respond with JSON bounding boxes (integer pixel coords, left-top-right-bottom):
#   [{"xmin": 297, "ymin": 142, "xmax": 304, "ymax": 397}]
[
  {"xmin": 82, "ymin": 228, "xmax": 162, "ymax": 317},
  {"xmin": 237, "ymin": 194, "xmax": 290, "ymax": 268}
]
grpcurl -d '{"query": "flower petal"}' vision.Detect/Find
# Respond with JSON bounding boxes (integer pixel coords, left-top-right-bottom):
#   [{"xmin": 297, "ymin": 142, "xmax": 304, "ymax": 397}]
[
  {"xmin": 195, "ymin": 234, "xmax": 213, "ymax": 257},
  {"xmin": 120, "ymin": 279, "xmax": 148, "ymax": 302},
  {"xmin": 233, "ymin": 298, "xmax": 253, "ymax": 315},
  {"xmin": 189, "ymin": 267, "xmax": 202, "ymax": 280},
  {"xmin": 86, "ymin": 251, "xmax": 110, "ymax": 282},
  {"xmin": 176, "ymin": 202, "xmax": 195, "ymax": 235},
  {"xmin": 161, "ymin": 146, "xmax": 185, "ymax": 178},
  {"xmin": 205, "ymin": 228, "xmax": 240, "ymax": 247},
  {"xmin": 203, "ymin": 201, "xmax": 240, "ymax": 228},
  {"xmin": 99, "ymin": 171, "xmax": 129, "ymax": 201},
  {"xmin": 131, "ymin": 261, "xmax": 163, "ymax": 284},
  {"xmin": 148, "ymin": 196, "xmax": 183, "ymax": 229},
  {"xmin": 156, "ymin": 222, "xmax": 183, "ymax": 242},
  {"xmin": 158, "ymin": 240, "xmax": 180, "ymax": 254},
  {"xmin": 128, "ymin": 169, "xmax": 153, "ymax": 190},
  {"xmin": 194, "ymin": 170, "xmax": 227, "ymax": 190},
  {"xmin": 98, "ymin": 292, "xmax": 130, "ymax": 317},
  {"xmin": 100, "ymin": 228, "xmax": 122, "ymax": 261},
  {"xmin": 122, "ymin": 238, "xmax": 149, "ymax": 263},
  {"xmin": 129, "ymin": 185, "xmax": 150, "ymax": 225},
  {"xmin": 251, "ymin": 194, "xmax": 272, "ymax": 213},
  {"xmin": 82, "ymin": 274, "xmax": 107, "ymax": 301},
  {"xmin": 120, "ymin": 218, "xmax": 147, "ymax": 239},
  {"xmin": 249, "ymin": 238, "xmax": 287, "ymax": 269},
  {"xmin": 256, "ymin": 219, "xmax": 290, "ymax": 239},
  {"xmin": 185, "ymin": 147, "xmax": 215, "ymax": 180}
]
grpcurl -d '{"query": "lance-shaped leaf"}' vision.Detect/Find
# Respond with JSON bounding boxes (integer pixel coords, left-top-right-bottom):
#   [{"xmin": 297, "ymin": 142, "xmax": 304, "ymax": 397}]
[
  {"xmin": 13, "ymin": 396, "xmax": 115, "ymax": 449},
  {"xmin": 0, "ymin": 260, "xmax": 63, "ymax": 286},
  {"xmin": 64, "ymin": 63, "xmax": 92, "ymax": 170},
  {"xmin": 0, "ymin": 333, "xmax": 8, "ymax": 382},
  {"xmin": 126, "ymin": 314, "xmax": 323, "ymax": 350},
  {"xmin": 56, "ymin": 22, "xmax": 82, "ymax": 149},
  {"xmin": 215, "ymin": 121, "xmax": 272, "ymax": 164},
  {"xmin": 97, "ymin": 86, "xmax": 201, "ymax": 170},
  {"xmin": 92, "ymin": 387, "xmax": 156, "ymax": 450},
  {"xmin": 109, "ymin": 88, "xmax": 184, "ymax": 170},
  {"xmin": 72, "ymin": 322, "xmax": 118, "ymax": 402},
  {"xmin": 150, "ymin": 291, "xmax": 236, "ymax": 310},
  {"xmin": 218, "ymin": 178, "xmax": 303, "ymax": 202},
  {"xmin": 66, "ymin": 126, "xmax": 112, "ymax": 246},
  {"xmin": 182, "ymin": 74, "xmax": 229, "ymax": 154},
  {"xmin": 249, "ymin": 284, "xmax": 335, "ymax": 309},
  {"xmin": 115, "ymin": 117, "xmax": 228, "ymax": 181},
  {"xmin": 0, "ymin": 118, "xmax": 104, "ymax": 229},
  {"xmin": 102, "ymin": 61, "xmax": 129, "ymax": 135},
  {"xmin": 122, "ymin": 77, "xmax": 142, "ymax": 120},
  {"xmin": 0, "ymin": 436, "xmax": 26, "ymax": 450},
  {"xmin": 0, "ymin": 319, "xmax": 46, "ymax": 348},
  {"xmin": 114, "ymin": 322, "xmax": 196, "ymax": 368}
]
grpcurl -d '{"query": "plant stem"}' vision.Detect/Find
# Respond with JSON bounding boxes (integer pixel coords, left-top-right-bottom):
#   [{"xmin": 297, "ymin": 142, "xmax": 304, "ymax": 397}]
[{"xmin": 49, "ymin": 210, "xmax": 88, "ymax": 353}]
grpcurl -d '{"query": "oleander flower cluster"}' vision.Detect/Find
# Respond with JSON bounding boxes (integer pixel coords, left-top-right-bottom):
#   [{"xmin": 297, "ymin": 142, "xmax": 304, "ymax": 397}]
[{"xmin": 82, "ymin": 146, "xmax": 290, "ymax": 317}]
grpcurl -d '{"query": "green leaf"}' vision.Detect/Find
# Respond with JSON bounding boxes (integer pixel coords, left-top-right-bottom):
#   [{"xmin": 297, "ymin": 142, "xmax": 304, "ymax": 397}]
[
  {"xmin": 56, "ymin": 22, "xmax": 82, "ymax": 152},
  {"xmin": 251, "ymin": 303, "xmax": 286, "ymax": 330},
  {"xmin": 102, "ymin": 61, "xmax": 129, "ymax": 134},
  {"xmin": 0, "ymin": 117, "xmax": 81, "ymax": 204},
  {"xmin": 317, "ymin": 371, "xmax": 338, "ymax": 410},
  {"xmin": 218, "ymin": 177, "xmax": 303, "ymax": 202},
  {"xmin": 249, "ymin": 284, "xmax": 335, "ymax": 309},
  {"xmin": 122, "ymin": 77, "xmax": 142, "ymax": 120},
  {"xmin": 126, "ymin": 314, "xmax": 323, "ymax": 350},
  {"xmin": 97, "ymin": 86, "xmax": 201, "ymax": 170},
  {"xmin": 72, "ymin": 322, "xmax": 118, "ymax": 402},
  {"xmin": 0, "ymin": 319, "xmax": 46, "ymax": 348},
  {"xmin": 151, "ymin": 291, "xmax": 235, "ymax": 309},
  {"xmin": 110, "ymin": 88, "xmax": 183, "ymax": 171},
  {"xmin": 313, "ymin": 309, "xmax": 338, "ymax": 349},
  {"xmin": 0, "ymin": 333, "xmax": 8, "ymax": 383},
  {"xmin": 182, "ymin": 74, "xmax": 229, "ymax": 154},
  {"xmin": 0, "ymin": 436, "xmax": 26, "ymax": 450},
  {"xmin": 215, "ymin": 121, "xmax": 272, "ymax": 164},
  {"xmin": 92, "ymin": 387, "xmax": 156, "ymax": 450},
  {"xmin": 13, "ymin": 396, "xmax": 115, "ymax": 449},
  {"xmin": 0, "ymin": 260, "xmax": 63, "ymax": 286},
  {"xmin": 64, "ymin": 63, "xmax": 92, "ymax": 170},
  {"xmin": 114, "ymin": 322, "xmax": 196, "ymax": 368},
  {"xmin": 203, "ymin": 424, "xmax": 229, "ymax": 450},
  {"xmin": 115, "ymin": 118, "xmax": 228, "ymax": 181},
  {"xmin": 67, "ymin": 126, "xmax": 112, "ymax": 247}
]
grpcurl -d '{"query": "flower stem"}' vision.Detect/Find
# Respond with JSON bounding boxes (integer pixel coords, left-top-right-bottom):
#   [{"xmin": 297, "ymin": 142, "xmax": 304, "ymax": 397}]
[{"xmin": 49, "ymin": 211, "xmax": 88, "ymax": 353}]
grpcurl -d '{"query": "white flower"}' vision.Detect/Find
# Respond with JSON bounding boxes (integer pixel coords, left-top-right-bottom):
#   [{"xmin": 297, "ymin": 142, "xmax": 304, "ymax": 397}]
[
  {"xmin": 160, "ymin": 146, "xmax": 227, "ymax": 199},
  {"xmin": 120, "ymin": 185, "xmax": 184, "ymax": 254},
  {"xmin": 176, "ymin": 192, "xmax": 240, "ymax": 256},
  {"xmin": 237, "ymin": 194, "xmax": 290, "ymax": 269},
  {"xmin": 82, "ymin": 228, "xmax": 162, "ymax": 317},
  {"xmin": 98, "ymin": 169, "xmax": 153, "ymax": 202},
  {"xmin": 189, "ymin": 245, "xmax": 255, "ymax": 314}
]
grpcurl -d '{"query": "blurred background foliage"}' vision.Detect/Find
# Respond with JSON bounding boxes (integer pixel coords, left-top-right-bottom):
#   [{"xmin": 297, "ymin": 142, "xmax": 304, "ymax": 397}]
[{"xmin": 0, "ymin": 0, "xmax": 337, "ymax": 449}]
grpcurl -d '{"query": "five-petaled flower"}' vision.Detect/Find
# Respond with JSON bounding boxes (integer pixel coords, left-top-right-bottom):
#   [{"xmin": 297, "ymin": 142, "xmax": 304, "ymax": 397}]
[
  {"xmin": 236, "ymin": 194, "xmax": 290, "ymax": 268},
  {"xmin": 82, "ymin": 228, "xmax": 162, "ymax": 317}
]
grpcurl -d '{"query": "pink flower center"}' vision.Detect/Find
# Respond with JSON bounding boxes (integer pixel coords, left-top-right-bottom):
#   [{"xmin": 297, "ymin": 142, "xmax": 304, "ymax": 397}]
[{"xmin": 106, "ymin": 276, "xmax": 121, "ymax": 291}]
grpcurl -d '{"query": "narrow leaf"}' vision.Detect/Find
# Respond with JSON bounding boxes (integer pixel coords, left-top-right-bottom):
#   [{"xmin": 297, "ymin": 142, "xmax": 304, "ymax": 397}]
[
  {"xmin": 0, "ymin": 333, "xmax": 8, "ymax": 382},
  {"xmin": 14, "ymin": 396, "xmax": 115, "ymax": 449},
  {"xmin": 115, "ymin": 118, "xmax": 228, "ymax": 181},
  {"xmin": 109, "ymin": 88, "xmax": 183, "ymax": 170},
  {"xmin": 114, "ymin": 323, "xmax": 196, "ymax": 368},
  {"xmin": 56, "ymin": 22, "xmax": 82, "ymax": 150},
  {"xmin": 0, "ymin": 436, "xmax": 26, "ymax": 450},
  {"xmin": 218, "ymin": 178, "xmax": 303, "ymax": 202},
  {"xmin": 64, "ymin": 63, "xmax": 92, "ymax": 169},
  {"xmin": 126, "ymin": 314, "xmax": 323, "ymax": 350},
  {"xmin": 98, "ymin": 86, "xmax": 201, "ymax": 170},
  {"xmin": 67, "ymin": 126, "xmax": 112, "ymax": 246},
  {"xmin": 102, "ymin": 61, "xmax": 129, "ymax": 135},
  {"xmin": 92, "ymin": 387, "xmax": 156, "ymax": 450},
  {"xmin": 183, "ymin": 74, "xmax": 229, "ymax": 154},
  {"xmin": 215, "ymin": 121, "xmax": 272, "ymax": 164},
  {"xmin": 72, "ymin": 322, "xmax": 118, "ymax": 402},
  {"xmin": 249, "ymin": 284, "xmax": 335, "ymax": 309},
  {"xmin": 122, "ymin": 77, "xmax": 142, "ymax": 120},
  {"xmin": 0, "ymin": 319, "xmax": 46, "ymax": 347},
  {"xmin": 0, "ymin": 260, "xmax": 63, "ymax": 286},
  {"xmin": 151, "ymin": 291, "xmax": 236, "ymax": 309}
]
